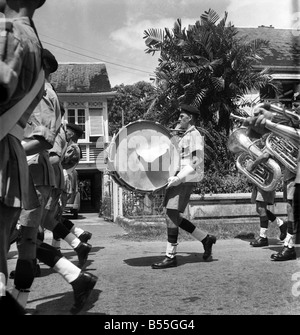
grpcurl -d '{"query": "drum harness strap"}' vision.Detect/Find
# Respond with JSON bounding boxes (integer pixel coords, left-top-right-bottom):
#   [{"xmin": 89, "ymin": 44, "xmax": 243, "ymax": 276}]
[
  {"xmin": 0, "ymin": 17, "xmax": 45, "ymax": 142},
  {"xmin": 0, "ymin": 69, "xmax": 45, "ymax": 141}
]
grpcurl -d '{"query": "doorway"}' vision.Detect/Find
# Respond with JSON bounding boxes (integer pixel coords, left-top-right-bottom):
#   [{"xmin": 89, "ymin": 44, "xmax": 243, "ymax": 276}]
[{"xmin": 77, "ymin": 170, "xmax": 102, "ymax": 213}]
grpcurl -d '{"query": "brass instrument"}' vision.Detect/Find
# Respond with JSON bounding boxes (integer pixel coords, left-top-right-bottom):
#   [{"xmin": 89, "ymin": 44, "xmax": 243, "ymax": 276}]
[
  {"xmin": 230, "ymin": 109, "xmax": 299, "ymax": 174},
  {"xmin": 255, "ymin": 103, "xmax": 300, "ymax": 124},
  {"xmin": 230, "ymin": 104, "xmax": 300, "ymax": 146},
  {"xmin": 265, "ymin": 133, "xmax": 298, "ymax": 174},
  {"xmin": 228, "ymin": 127, "xmax": 282, "ymax": 191}
]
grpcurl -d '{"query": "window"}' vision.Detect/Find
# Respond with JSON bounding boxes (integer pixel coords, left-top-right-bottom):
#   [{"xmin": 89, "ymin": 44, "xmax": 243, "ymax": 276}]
[{"xmin": 89, "ymin": 108, "xmax": 104, "ymax": 136}]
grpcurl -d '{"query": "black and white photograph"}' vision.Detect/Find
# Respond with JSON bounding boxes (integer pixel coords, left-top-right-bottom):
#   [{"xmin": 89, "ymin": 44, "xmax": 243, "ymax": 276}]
[{"xmin": 0, "ymin": 0, "xmax": 300, "ymax": 324}]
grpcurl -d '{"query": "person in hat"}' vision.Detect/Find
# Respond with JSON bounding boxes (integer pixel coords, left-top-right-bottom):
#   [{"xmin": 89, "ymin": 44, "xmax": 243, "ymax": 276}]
[
  {"xmin": 51, "ymin": 122, "xmax": 93, "ymax": 252},
  {"xmin": 151, "ymin": 104, "xmax": 217, "ymax": 269},
  {"xmin": 243, "ymin": 103, "xmax": 299, "ymax": 261},
  {"xmin": 10, "ymin": 47, "xmax": 61, "ymax": 310},
  {"xmin": 11, "ymin": 49, "xmax": 96, "ymax": 312},
  {"xmin": 0, "ymin": 0, "xmax": 46, "ymax": 314}
]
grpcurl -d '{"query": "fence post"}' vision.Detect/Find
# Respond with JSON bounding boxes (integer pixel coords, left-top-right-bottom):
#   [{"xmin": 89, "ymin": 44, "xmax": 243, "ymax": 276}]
[
  {"xmin": 113, "ymin": 181, "xmax": 119, "ymax": 222},
  {"xmin": 119, "ymin": 186, "xmax": 123, "ymax": 217}
]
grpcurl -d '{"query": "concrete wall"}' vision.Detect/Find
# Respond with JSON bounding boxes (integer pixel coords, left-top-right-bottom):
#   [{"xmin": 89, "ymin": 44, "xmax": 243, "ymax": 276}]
[{"xmin": 188, "ymin": 192, "xmax": 287, "ymax": 224}]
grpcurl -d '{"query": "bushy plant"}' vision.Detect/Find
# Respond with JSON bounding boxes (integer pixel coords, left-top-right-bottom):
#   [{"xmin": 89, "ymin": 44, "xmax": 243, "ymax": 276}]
[
  {"xmin": 194, "ymin": 171, "xmax": 253, "ymax": 196},
  {"xmin": 194, "ymin": 168, "xmax": 284, "ymax": 196}
]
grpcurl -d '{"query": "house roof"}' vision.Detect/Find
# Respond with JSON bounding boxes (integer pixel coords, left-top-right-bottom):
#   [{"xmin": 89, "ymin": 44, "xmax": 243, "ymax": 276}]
[
  {"xmin": 50, "ymin": 62, "xmax": 112, "ymax": 93},
  {"xmin": 237, "ymin": 26, "xmax": 300, "ymax": 70}
]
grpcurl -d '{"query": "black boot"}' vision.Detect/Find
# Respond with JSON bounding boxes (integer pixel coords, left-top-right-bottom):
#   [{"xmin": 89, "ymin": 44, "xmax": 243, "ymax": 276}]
[
  {"xmin": 70, "ymin": 272, "xmax": 98, "ymax": 314},
  {"xmin": 75, "ymin": 242, "xmax": 92, "ymax": 268},
  {"xmin": 250, "ymin": 237, "xmax": 268, "ymax": 247},
  {"xmin": 0, "ymin": 291, "xmax": 26, "ymax": 315},
  {"xmin": 271, "ymin": 246, "xmax": 297, "ymax": 261},
  {"xmin": 78, "ymin": 231, "xmax": 92, "ymax": 243},
  {"xmin": 151, "ymin": 256, "xmax": 177, "ymax": 269}
]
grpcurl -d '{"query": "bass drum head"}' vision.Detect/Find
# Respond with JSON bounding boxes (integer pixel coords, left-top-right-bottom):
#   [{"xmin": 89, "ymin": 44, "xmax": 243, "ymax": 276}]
[{"xmin": 109, "ymin": 120, "xmax": 179, "ymax": 193}]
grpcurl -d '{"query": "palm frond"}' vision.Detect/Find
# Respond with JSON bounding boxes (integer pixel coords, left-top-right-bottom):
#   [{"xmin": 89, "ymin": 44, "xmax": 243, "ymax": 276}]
[
  {"xmin": 200, "ymin": 8, "xmax": 220, "ymax": 25},
  {"xmin": 143, "ymin": 28, "xmax": 165, "ymax": 54},
  {"xmin": 211, "ymin": 77, "xmax": 225, "ymax": 91}
]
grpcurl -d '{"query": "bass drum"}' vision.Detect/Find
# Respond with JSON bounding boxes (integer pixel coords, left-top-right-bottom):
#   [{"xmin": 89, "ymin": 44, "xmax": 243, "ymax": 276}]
[{"xmin": 106, "ymin": 120, "xmax": 179, "ymax": 193}]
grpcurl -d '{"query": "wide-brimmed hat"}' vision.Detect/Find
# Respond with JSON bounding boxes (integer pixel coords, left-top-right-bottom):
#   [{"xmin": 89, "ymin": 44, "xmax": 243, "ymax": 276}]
[
  {"xmin": 66, "ymin": 123, "xmax": 84, "ymax": 137},
  {"xmin": 42, "ymin": 49, "xmax": 58, "ymax": 73},
  {"xmin": 37, "ymin": 0, "xmax": 46, "ymax": 8},
  {"xmin": 179, "ymin": 104, "xmax": 200, "ymax": 115}
]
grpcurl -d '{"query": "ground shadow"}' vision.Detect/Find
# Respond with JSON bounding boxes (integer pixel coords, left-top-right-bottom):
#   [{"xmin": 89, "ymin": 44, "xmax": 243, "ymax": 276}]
[
  {"xmin": 123, "ymin": 252, "xmax": 218, "ymax": 267},
  {"xmin": 27, "ymin": 289, "xmax": 103, "ymax": 315},
  {"xmin": 63, "ymin": 214, "xmax": 89, "ymax": 221},
  {"xmin": 59, "ymin": 246, "xmax": 104, "ymax": 259},
  {"xmin": 35, "ymin": 246, "xmax": 103, "ymax": 276},
  {"xmin": 237, "ymin": 237, "xmax": 284, "ymax": 246},
  {"xmin": 267, "ymin": 244, "xmax": 300, "ymax": 255}
]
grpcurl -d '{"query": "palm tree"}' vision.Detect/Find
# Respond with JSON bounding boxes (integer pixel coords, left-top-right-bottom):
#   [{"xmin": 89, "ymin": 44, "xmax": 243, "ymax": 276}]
[{"xmin": 143, "ymin": 8, "xmax": 278, "ymax": 134}]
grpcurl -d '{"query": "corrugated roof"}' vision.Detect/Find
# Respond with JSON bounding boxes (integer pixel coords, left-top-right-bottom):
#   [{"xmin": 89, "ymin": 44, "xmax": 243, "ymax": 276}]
[
  {"xmin": 50, "ymin": 62, "xmax": 112, "ymax": 93},
  {"xmin": 237, "ymin": 27, "xmax": 300, "ymax": 68}
]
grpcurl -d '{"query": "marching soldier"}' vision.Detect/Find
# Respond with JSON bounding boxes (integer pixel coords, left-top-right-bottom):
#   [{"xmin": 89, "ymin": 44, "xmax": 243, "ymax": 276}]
[{"xmin": 0, "ymin": 0, "xmax": 46, "ymax": 314}]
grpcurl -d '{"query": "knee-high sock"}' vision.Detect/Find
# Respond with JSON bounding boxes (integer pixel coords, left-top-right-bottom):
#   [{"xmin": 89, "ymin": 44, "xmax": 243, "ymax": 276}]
[
  {"xmin": 71, "ymin": 226, "xmax": 84, "ymax": 238},
  {"xmin": 266, "ymin": 209, "xmax": 276, "ymax": 223},
  {"xmin": 12, "ymin": 259, "xmax": 36, "ymax": 308},
  {"xmin": 284, "ymin": 221, "xmax": 295, "ymax": 248},
  {"xmin": 0, "ymin": 272, "xmax": 6, "ymax": 297},
  {"xmin": 53, "ymin": 222, "xmax": 80, "ymax": 249},
  {"xmin": 61, "ymin": 218, "xmax": 74, "ymax": 230},
  {"xmin": 191, "ymin": 228, "xmax": 208, "ymax": 242},
  {"xmin": 53, "ymin": 257, "xmax": 81, "ymax": 283},
  {"xmin": 179, "ymin": 218, "xmax": 207, "ymax": 241},
  {"xmin": 36, "ymin": 242, "xmax": 80, "ymax": 283},
  {"xmin": 10, "ymin": 289, "xmax": 29, "ymax": 309},
  {"xmin": 165, "ymin": 227, "xmax": 178, "ymax": 258},
  {"xmin": 64, "ymin": 233, "xmax": 81, "ymax": 249},
  {"xmin": 284, "ymin": 233, "xmax": 294, "ymax": 248},
  {"xmin": 166, "ymin": 242, "xmax": 178, "ymax": 259},
  {"xmin": 259, "ymin": 217, "xmax": 268, "ymax": 238}
]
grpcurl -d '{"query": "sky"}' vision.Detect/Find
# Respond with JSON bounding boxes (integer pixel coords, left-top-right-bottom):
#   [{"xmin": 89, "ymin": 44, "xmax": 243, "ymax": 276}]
[{"xmin": 33, "ymin": 0, "xmax": 298, "ymax": 88}]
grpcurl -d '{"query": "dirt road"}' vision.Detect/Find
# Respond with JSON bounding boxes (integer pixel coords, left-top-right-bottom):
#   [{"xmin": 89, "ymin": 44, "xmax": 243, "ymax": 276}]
[{"xmin": 6, "ymin": 213, "xmax": 300, "ymax": 316}]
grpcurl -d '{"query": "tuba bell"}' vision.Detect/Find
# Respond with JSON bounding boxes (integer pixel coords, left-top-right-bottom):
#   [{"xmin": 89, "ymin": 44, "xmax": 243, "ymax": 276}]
[
  {"xmin": 228, "ymin": 127, "xmax": 282, "ymax": 191},
  {"xmin": 231, "ymin": 104, "xmax": 300, "ymax": 146},
  {"xmin": 230, "ymin": 107, "xmax": 300, "ymax": 173},
  {"xmin": 265, "ymin": 133, "xmax": 298, "ymax": 174},
  {"xmin": 255, "ymin": 102, "xmax": 300, "ymax": 125}
]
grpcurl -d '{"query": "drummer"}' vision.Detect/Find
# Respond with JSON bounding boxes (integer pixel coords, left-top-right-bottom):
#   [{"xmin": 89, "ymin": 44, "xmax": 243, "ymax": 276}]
[{"xmin": 151, "ymin": 104, "xmax": 217, "ymax": 269}]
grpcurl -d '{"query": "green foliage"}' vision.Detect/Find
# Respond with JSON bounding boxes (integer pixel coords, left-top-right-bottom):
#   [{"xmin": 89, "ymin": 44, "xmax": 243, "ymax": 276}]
[
  {"xmin": 108, "ymin": 81, "xmax": 156, "ymax": 136},
  {"xmin": 194, "ymin": 171, "xmax": 253, "ymax": 196},
  {"xmin": 143, "ymin": 8, "xmax": 278, "ymax": 134}
]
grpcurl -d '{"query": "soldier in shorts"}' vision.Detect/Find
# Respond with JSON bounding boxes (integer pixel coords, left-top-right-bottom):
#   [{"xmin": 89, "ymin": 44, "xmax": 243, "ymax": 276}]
[
  {"xmin": 0, "ymin": 0, "xmax": 46, "ymax": 314},
  {"xmin": 151, "ymin": 104, "xmax": 217, "ymax": 269}
]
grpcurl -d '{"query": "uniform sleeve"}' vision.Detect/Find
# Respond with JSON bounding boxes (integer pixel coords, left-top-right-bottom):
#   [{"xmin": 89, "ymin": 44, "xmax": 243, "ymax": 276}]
[
  {"xmin": 28, "ymin": 93, "xmax": 57, "ymax": 146},
  {"xmin": 190, "ymin": 130, "xmax": 204, "ymax": 153},
  {"xmin": 49, "ymin": 127, "xmax": 67, "ymax": 158},
  {"xmin": 0, "ymin": 21, "xmax": 24, "ymax": 105},
  {"xmin": 0, "ymin": 19, "xmax": 43, "ymax": 111}
]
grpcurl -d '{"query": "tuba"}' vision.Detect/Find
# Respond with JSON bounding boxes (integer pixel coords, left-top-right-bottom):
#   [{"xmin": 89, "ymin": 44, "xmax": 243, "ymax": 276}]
[
  {"xmin": 265, "ymin": 133, "xmax": 298, "ymax": 174},
  {"xmin": 255, "ymin": 102, "xmax": 300, "ymax": 125},
  {"xmin": 228, "ymin": 127, "xmax": 282, "ymax": 191},
  {"xmin": 230, "ymin": 105, "xmax": 300, "ymax": 173},
  {"xmin": 231, "ymin": 103, "xmax": 300, "ymax": 146}
]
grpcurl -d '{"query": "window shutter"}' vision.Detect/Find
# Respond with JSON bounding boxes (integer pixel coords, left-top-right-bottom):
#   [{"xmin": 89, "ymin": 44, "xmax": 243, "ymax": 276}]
[{"xmin": 89, "ymin": 109, "xmax": 104, "ymax": 136}]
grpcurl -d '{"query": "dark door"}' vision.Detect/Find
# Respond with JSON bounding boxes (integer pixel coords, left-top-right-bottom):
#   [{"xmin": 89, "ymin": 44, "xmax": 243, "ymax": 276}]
[{"xmin": 77, "ymin": 170, "xmax": 102, "ymax": 213}]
